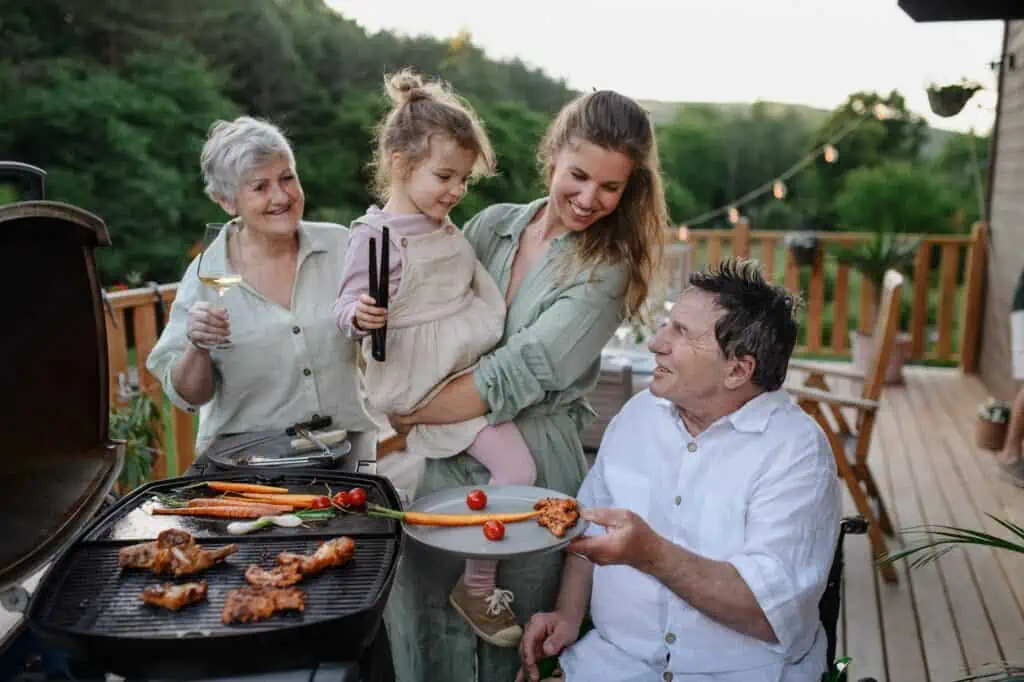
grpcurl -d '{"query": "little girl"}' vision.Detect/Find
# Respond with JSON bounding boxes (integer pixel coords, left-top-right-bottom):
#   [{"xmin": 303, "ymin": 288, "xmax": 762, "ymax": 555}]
[{"xmin": 334, "ymin": 70, "xmax": 535, "ymax": 648}]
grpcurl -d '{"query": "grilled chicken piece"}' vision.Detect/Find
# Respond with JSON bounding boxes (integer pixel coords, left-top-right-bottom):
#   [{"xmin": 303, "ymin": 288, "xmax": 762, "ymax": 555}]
[
  {"xmin": 118, "ymin": 529, "xmax": 238, "ymax": 576},
  {"xmin": 221, "ymin": 586, "xmax": 306, "ymax": 624},
  {"xmin": 534, "ymin": 497, "xmax": 580, "ymax": 538},
  {"xmin": 276, "ymin": 536, "xmax": 356, "ymax": 576},
  {"xmin": 139, "ymin": 581, "xmax": 208, "ymax": 610},
  {"xmin": 244, "ymin": 563, "xmax": 303, "ymax": 588}
]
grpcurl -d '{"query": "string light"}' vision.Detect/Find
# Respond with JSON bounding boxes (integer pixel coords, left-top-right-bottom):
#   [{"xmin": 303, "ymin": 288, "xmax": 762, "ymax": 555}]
[
  {"xmin": 674, "ymin": 104, "xmax": 880, "ymax": 229},
  {"xmin": 677, "ymin": 225, "xmax": 689, "ymax": 241},
  {"xmin": 772, "ymin": 179, "xmax": 788, "ymax": 199}
]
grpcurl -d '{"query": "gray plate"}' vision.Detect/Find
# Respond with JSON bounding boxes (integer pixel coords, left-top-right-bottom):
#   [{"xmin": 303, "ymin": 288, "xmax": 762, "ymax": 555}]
[{"xmin": 401, "ymin": 485, "xmax": 587, "ymax": 560}]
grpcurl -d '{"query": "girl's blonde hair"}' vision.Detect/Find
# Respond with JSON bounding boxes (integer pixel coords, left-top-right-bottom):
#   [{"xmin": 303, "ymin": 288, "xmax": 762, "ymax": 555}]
[
  {"xmin": 371, "ymin": 69, "xmax": 496, "ymax": 199},
  {"xmin": 540, "ymin": 90, "xmax": 667, "ymax": 320}
]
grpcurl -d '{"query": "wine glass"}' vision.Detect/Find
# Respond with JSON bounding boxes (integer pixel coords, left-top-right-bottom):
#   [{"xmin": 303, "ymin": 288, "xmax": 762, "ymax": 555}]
[{"xmin": 195, "ymin": 222, "xmax": 241, "ymax": 350}]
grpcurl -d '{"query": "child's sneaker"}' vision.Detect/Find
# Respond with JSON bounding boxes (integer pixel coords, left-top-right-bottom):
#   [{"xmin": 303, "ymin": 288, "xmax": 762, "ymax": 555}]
[{"xmin": 448, "ymin": 576, "xmax": 523, "ymax": 647}]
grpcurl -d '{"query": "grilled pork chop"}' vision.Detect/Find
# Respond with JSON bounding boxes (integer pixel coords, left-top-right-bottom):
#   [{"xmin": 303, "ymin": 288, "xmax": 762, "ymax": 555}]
[
  {"xmin": 139, "ymin": 581, "xmax": 208, "ymax": 610},
  {"xmin": 221, "ymin": 586, "xmax": 306, "ymax": 624},
  {"xmin": 118, "ymin": 529, "xmax": 238, "ymax": 576},
  {"xmin": 534, "ymin": 497, "xmax": 580, "ymax": 538},
  {"xmin": 275, "ymin": 536, "xmax": 356, "ymax": 575}
]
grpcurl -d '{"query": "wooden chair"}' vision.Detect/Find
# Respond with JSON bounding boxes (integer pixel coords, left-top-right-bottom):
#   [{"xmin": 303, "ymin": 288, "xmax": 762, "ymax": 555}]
[
  {"xmin": 786, "ymin": 270, "xmax": 905, "ymax": 584},
  {"xmin": 580, "ymin": 362, "xmax": 634, "ymax": 462}
]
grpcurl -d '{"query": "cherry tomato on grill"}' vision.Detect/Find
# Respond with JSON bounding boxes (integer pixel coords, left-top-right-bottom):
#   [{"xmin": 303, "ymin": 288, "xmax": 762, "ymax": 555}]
[
  {"xmin": 332, "ymin": 491, "xmax": 350, "ymax": 507},
  {"xmin": 483, "ymin": 520, "xmax": 505, "ymax": 541},
  {"xmin": 466, "ymin": 489, "xmax": 487, "ymax": 511},
  {"xmin": 311, "ymin": 495, "xmax": 331, "ymax": 509},
  {"xmin": 347, "ymin": 487, "xmax": 367, "ymax": 508}
]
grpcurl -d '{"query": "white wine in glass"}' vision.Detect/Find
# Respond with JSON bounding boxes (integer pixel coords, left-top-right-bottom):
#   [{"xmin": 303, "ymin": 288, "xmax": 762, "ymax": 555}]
[{"xmin": 196, "ymin": 222, "xmax": 240, "ymax": 350}]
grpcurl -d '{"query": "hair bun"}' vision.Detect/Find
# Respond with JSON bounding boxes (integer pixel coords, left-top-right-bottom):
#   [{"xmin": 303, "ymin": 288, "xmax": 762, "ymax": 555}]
[{"xmin": 386, "ymin": 69, "xmax": 430, "ymax": 105}]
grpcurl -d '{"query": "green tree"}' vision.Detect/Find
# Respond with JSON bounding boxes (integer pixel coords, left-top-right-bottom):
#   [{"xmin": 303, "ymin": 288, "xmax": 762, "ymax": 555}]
[{"xmin": 834, "ymin": 162, "xmax": 960, "ymax": 234}]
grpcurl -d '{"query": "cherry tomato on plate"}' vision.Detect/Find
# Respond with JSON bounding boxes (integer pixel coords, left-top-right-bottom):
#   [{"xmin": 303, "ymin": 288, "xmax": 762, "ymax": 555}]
[
  {"xmin": 347, "ymin": 487, "xmax": 367, "ymax": 507},
  {"xmin": 311, "ymin": 495, "xmax": 331, "ymax": 509},
  {"xmin": 332, "ymin": 491, "xmax": 350, "ymax": 507},
  {"xmin": 483, "ymin": 520, "xmax": 505, "ymax": 541},
  {"xmin": 466, "ymin": 489, "xmax": 487, "ymax": 511}
]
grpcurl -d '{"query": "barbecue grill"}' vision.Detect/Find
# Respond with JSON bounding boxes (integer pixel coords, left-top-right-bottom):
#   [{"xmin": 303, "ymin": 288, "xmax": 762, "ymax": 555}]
[{"xmin": 0, "ymin": 163, "xmax": 401, "ymax": 682}]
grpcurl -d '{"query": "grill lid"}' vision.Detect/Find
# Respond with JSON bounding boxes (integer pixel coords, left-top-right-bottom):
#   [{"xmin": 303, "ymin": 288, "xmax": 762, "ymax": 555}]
[{"xmin": 0, "ymin": 180, "xmax": 124, "ymax": 592}]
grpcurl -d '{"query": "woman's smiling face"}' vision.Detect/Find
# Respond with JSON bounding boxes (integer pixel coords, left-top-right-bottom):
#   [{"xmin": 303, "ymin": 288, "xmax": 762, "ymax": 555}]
[{"xmin": 546, "ymin": 139, "xmax": 634, "ymax": 234}]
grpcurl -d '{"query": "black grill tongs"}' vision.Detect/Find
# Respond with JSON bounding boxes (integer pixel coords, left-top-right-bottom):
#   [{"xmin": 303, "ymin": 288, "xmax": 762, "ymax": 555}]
[{"xmin": 367, "ymin": 226, "xmax": 389, "ymax": 362}]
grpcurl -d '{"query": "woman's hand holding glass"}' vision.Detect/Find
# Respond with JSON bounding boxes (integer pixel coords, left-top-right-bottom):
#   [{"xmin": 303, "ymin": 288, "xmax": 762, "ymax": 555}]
[{"xmin": 186, "ymin": 301, "xmax": 231, "ymax": 350}]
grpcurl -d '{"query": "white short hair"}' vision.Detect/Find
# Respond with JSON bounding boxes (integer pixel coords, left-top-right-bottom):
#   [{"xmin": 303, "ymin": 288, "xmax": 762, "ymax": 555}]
[{"xmin": 200, "ymin": 116, "xmax": 295, "ymax": 202}]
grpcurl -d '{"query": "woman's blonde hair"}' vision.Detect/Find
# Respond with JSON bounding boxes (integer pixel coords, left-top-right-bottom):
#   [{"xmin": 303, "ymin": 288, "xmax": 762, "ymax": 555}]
[
  {"xmin": 540, "ymin": 90, "xmax": 667, "ymax": 320},
  {"xmin": 371, "ymin": 69, "xmax": 496, "ymax": 200}
]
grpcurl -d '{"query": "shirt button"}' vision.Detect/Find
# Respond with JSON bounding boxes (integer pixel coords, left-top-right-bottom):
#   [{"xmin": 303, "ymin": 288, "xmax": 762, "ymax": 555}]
[
  {"xmin": 665, "ymin": 632, "xmax": 676, "ymax": 644},
  {"xmin": 687, "ymin": 442, "xmax": 698, "ymax": 453},
  {"xmin": 302, "ymin": 368, "xmax": 312, "ymax": 377},
  {"xmin": 663, "ymin": 673, "xmax": 673, "ymax": 681},
  {"xmin": 292, "ymin": 325, "xmax": 301, "ymax": 334},
  {"xmin": 674, "ymin": 495, "xmax": 682, "ymax": 506}
]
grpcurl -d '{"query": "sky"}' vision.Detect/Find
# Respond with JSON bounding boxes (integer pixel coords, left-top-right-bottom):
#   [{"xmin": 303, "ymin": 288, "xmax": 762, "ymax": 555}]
[{"xmin": 326, "ymin": 0, "xmax": 1004, "ymax": 133}]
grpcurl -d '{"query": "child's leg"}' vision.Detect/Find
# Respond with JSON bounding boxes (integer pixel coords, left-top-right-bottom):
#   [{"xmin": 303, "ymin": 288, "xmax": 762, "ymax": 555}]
[
  {"xmin": 466, "ymin": 422, "xmax": 537, "ymax": 486},
  {"xmin": 462, "ymin": 423, "xmax": 536, "ymax": 597}
]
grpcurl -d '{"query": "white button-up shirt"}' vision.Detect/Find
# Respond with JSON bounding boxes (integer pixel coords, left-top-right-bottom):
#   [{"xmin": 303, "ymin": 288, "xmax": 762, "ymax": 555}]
[{"xmin": 560, "ymin": 389, "xmax": 840, "ymax": 682}]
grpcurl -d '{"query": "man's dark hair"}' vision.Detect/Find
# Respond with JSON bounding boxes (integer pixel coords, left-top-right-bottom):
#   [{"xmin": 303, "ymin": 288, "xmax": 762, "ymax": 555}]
[{"xmin": 688, "ymin": 257, "xmax": 800, "ymax": 392}]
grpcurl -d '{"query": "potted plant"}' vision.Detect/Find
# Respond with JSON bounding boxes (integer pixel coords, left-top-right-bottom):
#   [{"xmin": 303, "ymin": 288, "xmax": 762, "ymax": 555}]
[
  {"xmin": 785, "ymin": 231, "xmax": 819, "ymax": 267},
  {"xmin": 926, "ymin": 81, "xmax": 982, "ymax": 118},
  {"xmin": 976, "ymin": 397, "xmax": 1012, "ymax": 451},
  {"xmin": 109, "ymin": 388, "xmax": 161, "ymax": 492},
  {"xmin": 833, "ymin": 227, "xmax": 918, "ymax": 384}
]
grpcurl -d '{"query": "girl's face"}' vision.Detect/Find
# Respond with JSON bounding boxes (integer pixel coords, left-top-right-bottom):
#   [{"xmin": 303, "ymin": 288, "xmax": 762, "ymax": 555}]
[
  {"xmin": 393, "ymin": 135, "xmax": 476, "ymax": 223},
  {"xmin": 221, "ymin": 154, "xmax": 304, "ymax": 238},
  {"xmin": 547, "ymin": 138, "xmax": 634, "ymax": 234}
]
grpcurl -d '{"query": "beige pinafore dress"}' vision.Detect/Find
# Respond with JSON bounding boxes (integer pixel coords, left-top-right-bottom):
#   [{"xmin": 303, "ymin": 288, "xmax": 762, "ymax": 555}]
[{"xmin": 360, "ymin": 222, "xmax": 506, "ymax": 458}]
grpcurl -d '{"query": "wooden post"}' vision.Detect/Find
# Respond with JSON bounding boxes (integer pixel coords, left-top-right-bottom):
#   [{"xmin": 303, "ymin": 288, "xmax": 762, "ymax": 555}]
[
  {"xmin": 936, "ymin": 243, "xmax": 960, "ymax": 361},
  {"xmin": 909, "ymin": 242, "xmax": 932, "ymax": 360},
  {"xmin": 733, "ymin": 218, "xmax": 750, "ymax": 259},
  {"xmin": 959, "ymin": 222, "xmax": 988, "ymax": 373},
  {"xmin": 806, "ymin": 246, "xmax": 825, "ymax": 353}
]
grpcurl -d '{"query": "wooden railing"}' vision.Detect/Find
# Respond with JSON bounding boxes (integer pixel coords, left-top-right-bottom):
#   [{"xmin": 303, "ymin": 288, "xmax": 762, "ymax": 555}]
[
  {"xmin": 103, "ymin": 221, "xmax": 987, "ymax": 478},
  {"xmin": 665, "ymin": 220, "xmax": 987, "ymax": 369}
]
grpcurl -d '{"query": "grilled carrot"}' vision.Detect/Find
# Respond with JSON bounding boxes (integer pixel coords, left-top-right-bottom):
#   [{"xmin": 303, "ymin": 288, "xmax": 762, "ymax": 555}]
[
  {"xmin": 153, "ymin": 505, "xmax": 287, "ymax": 519},
  {"xmin": 206, "ymin": 482, "xmax": 289, "ymax": 494},
  {"xmin": 367, "ymin": 505, "xmax": 541, "ymax": 527},
  {"xmin": 188, "ymin": 498, "xmax": 295, "ymax": 512}
]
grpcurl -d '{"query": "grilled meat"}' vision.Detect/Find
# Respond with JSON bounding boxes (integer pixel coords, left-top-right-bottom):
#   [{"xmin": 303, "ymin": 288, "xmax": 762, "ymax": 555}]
[
  {"xmin": 244, "ymin": 563, "xmax": 303, "ymax": 588},
  {"xmin": 276, "ymin": 536, "xmax": 356, "ymax": 576},
  {"xmin": 118, "ymin": 529, "xmax": 238, "ymax": 576},
  {"xmin": 139, "ymin": 581, "xmax": 207, "ymax": 610},
  {"xmin": 534, "ymin": 497, "xmax": 580, "ymax": 538},
  {"xmin": 221, "ymin": 586, "xmax": 306, "ymax": 624}
]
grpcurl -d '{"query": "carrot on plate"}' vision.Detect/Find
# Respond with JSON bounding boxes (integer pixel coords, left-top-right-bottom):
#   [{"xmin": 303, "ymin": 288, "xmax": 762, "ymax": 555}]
[
  {"xmin": 206, "ymin": 481, "xmax": 289, "ymax": 494},
  {"xmin": 367, "ymin": 505, "xmax": 541, "ymax": 527}
]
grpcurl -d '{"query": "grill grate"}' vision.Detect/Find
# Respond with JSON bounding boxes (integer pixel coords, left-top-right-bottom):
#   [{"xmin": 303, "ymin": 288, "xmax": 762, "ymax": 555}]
[{"xmin": 33, "ymin": 537, "xmax": 396, "ymax": 638}]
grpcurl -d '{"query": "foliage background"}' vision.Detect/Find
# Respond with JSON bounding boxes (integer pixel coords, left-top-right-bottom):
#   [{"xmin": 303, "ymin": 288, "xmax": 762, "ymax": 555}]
[{"xmin": 0, "ymin": 0, "xmax": 987, "ymax": 285}]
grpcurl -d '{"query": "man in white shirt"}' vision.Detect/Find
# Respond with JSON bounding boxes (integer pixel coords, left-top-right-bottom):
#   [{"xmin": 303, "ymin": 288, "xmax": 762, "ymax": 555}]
[{"xmin": 518, "ymin": 258, "xmax": 840, "ymax": 682}]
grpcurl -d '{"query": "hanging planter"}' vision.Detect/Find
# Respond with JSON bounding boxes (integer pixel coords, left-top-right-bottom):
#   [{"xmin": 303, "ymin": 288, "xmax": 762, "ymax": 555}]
[
  {"xmin": 926, "ymin": 81, "xmax": 982, "ymax": 118},
  {"xmin": 784, "ymin": 231, "xmax": 819, "ymax": 267}
]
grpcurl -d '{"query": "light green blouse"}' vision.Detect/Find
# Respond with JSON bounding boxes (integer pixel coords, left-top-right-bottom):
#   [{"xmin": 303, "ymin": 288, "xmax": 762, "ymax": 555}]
[
  {"xmin": 384, "ymin": 198, "xmax": 629, "ymax": 682},
  {"xmin": 146, "ymin": 221, "xmax": 375, "ymax": 454}
]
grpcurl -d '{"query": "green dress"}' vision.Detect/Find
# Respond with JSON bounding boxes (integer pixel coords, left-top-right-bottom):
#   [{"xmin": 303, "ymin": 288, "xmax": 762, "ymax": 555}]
[{"xmin": 383, "ymin": 198, "xmax": 629, "ymax": 681}]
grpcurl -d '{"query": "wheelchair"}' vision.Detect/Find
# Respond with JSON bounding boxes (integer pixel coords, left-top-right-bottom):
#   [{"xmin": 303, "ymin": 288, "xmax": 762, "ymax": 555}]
[{"xmin": 820, "ymin": 516, "xmax": 878, "ymax": 682}]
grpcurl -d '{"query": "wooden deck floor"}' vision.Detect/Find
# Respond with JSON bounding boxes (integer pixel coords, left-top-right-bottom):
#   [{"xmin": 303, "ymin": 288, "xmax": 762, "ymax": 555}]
[{"xmin": 793, "ymin": 364, "xmax": 1024, "ymax": 682}]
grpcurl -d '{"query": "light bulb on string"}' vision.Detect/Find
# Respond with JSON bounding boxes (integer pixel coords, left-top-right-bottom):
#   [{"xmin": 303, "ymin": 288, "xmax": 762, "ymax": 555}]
[
  {"xmin": 677, "ymin": 225, "xmax": 689, "ymax": 242},
  {"xmin": 851, "ymin": 99, "xmax": 865, "ymax": 114},
  {"xmin": 772, "ymin": 179, "xmax": 788, "ymax": 199},
  {"xmin": 823, "ymin": 145, "xmax": 839, "ymax": 164},
  {"xmin": 727, "ymin": 207, "xmax": 740, "ymax": 224},
  {"xmin": 872, "ymin": 103, "xmax": 889, "ymax": 120}
]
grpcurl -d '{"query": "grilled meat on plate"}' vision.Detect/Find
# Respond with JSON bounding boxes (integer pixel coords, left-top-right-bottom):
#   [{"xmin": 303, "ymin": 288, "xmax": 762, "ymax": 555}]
[
  {"xmin": 534, "ymin": 497, "xmax": 580, "ymax": 538},
  {"xmin": 139, "ymin": 581, "xmax": 208, "ymax": 610},
  {"xmin": 118, "ymin": 529, "xmax": 238, "ymax": 576},
  {"xmin": 221, "ymin": 586, "xmax": 306, "ymax": 624}
]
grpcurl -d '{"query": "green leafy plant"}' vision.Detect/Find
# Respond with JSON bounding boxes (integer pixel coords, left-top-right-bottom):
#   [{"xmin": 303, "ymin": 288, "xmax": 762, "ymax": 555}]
[
  {"xmin": 883, "ymin": 516, "xmax": 1024, "ymax": 681},
  {"xmin": 832, "ymin": 227, "xmax": 918, "ymax": 325},
  {"xmin": 109, "ymin": 388, "xmax": 161, "ymax": 490}
]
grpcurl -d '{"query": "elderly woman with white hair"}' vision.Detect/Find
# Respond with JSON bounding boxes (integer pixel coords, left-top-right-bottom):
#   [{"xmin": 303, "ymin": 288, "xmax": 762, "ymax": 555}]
[{"xmin": 147, "ymin": 116, "xmax": 374, "ymax": 456}]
